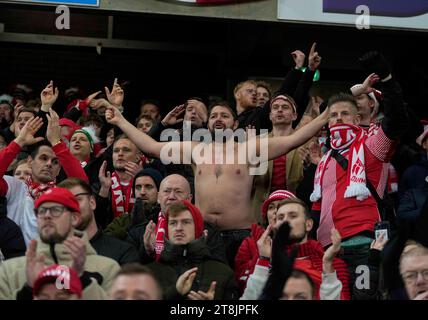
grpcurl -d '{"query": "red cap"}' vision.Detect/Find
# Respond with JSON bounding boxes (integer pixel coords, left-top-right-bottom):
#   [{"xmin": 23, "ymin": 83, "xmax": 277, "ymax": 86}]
[
  {"xmin": 261, "ymin": 190, "xmax": 296, "ymax": 221},
  {"xmin": 166, "ymin": 200, "xmax": 204, "ymax": 240},
  {"xmin": 33, "ymin": 264, "xmax": 83, "ymax": 298},
  {"xmin": 34, "ymin": 187, "xmax": 80, "ymax": 213}
]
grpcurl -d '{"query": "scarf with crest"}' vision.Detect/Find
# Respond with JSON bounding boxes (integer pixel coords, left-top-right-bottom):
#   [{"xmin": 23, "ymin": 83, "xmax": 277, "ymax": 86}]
[
  {"xmin": 111, "ymin": 172, "xmax": 135, "ymax": 218},
  {"xmin": 310, "ymin": 124, "xmax": 371, "ymax": 202}
]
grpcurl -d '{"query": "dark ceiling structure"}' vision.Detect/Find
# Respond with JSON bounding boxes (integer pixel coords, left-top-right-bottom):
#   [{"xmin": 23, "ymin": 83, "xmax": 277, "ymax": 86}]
[{"xmin": 1, "ymin": 4, "xmax": 427, "ymax": 119}]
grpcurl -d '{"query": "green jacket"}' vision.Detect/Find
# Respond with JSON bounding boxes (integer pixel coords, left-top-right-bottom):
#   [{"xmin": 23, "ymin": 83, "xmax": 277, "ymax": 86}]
[
  {"xmin": 0, "ymin": 232, "xmax": 120, "ymax": 300},
  {"xmin": 104, "ymin": 201, "xmax": 160, "ymax": 240},
  {"xmin": 147, "ymin": 238, "xmax": 238, "ymax": 300}
]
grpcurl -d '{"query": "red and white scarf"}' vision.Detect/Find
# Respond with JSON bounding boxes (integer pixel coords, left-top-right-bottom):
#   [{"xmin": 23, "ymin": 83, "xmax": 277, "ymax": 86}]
[
  {"xmin": 310, "ymin": 124, "xmax": 371, "ymax": 202},
  {"xmin": 387, "ymin": 164, "xmax": 398, "ymax": 194},
  {"xmin": 154, "ymin": 212, "xmax": 166, "ymax": 261},
  {"xmin": 110, "ymin": 172, "xmax": 135, "ymax": 218},
  {"xmin": 367, "ymin": 122, "xmax": 380, "ymax": 137},
  {"xmin": 26, "ymin": 177, "xmax": 56, "ymax": 200}
]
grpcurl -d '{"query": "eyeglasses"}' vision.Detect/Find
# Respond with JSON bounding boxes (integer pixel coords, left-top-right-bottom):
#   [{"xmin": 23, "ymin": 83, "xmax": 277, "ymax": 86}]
[
  {"xmin": 402, "ymin": 269, "xmax": 428, "ymax": 284},
  {"xmin": 74, "ymin": 192, "xmax": 92, "ymax": 201},
  {"xmin": 35, "ymin": 205, "xmax": 69, "ymax": 218}
]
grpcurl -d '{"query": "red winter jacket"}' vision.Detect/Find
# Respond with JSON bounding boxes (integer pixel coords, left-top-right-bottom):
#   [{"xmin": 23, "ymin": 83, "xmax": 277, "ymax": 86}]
[
  {"xmin": 234, "ymin": 225, "xmax": 351, "ymax": 300},
  {"xmin": 234, "ymin": 223, "xmax": 265, "ymax": 294},
  {"xmin": 289, "ymin": 239, "xmax": 351, "ymax": 300},
  {"xmin": 0, "ymin": 141, "xmax": 89, "ymax": 195}
]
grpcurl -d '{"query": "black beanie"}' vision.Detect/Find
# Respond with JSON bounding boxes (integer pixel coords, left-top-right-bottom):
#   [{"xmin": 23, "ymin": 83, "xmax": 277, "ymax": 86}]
[{"xmin": 132, "ymin": 167, "xmax": 163, "ymax": 194}]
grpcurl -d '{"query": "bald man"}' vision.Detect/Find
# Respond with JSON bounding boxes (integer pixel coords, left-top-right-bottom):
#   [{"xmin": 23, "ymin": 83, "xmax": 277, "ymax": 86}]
[
  {"xmin": 126, "ymin": 174, "xmax": 192, "ymax": 262},
  {"xmin": 127, "ymin": 174, "xmax": 226, "ymax": 265}
]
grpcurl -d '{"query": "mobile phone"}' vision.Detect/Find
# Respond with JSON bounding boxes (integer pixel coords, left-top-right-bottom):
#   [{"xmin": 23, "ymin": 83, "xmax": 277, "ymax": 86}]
[{"xmin": 374, "ymin": 221, "xmax": 390, "ymax": 241}]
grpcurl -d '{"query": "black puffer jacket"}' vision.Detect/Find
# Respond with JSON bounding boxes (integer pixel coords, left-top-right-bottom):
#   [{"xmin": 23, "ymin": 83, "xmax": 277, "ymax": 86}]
[
  {"xmin": 90, "ymin": 230, "xmax": 139, "ymax": 265},
  {"xmin": 146, "ymin": 238, "xmax": 238, "ymax": 300},
  {"xmin": 126, "ymin": 214, "xmax": 228, "ymax": 266}
]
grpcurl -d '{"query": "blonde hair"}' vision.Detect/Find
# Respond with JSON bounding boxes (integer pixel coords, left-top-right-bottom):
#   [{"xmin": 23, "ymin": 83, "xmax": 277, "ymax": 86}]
[
  {"xmin": 13, "ymin": 159, "xmax": 30, "ymax": 174},
  {"xmin": 234, "ymin": 80, "xmax": 257, "ymax": 96}
]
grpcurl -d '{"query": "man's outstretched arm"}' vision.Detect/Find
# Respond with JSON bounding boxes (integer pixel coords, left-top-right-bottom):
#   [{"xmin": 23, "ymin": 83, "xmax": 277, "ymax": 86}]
[
  {"xmin": 105, "ymin": 104, "xmax": 192, "ymax": 164},
  {"xmin": 264, "ymin": 107, "xmax": 329, "ymax": 160}
]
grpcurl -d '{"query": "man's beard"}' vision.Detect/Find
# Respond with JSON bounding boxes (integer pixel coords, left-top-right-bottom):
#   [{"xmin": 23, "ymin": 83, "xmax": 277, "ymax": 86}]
[
  {"xmin": 274, "ymin": 229, "xmax": 306, "ymax": 244},
  {"xmin": 273, "ymin": 118, "xmax": 292, "ymax": 126},
  {"xmin": 40, "ymin": 229, "xmax": 69, "ymax": 244},
  {"xmin": 288, "ymin": 231, "xmax": 306, "ymax": 244},
  {"xmin": 77, "ymin": 214, "xmax": 92, "ymax": 231},
  {"xmin": 210, "ymin": 128, "xmax": 236, "ymax": 143},
  {"xmin": 114, "ymin": 166, "xmax": 126, "ymax": 172}
]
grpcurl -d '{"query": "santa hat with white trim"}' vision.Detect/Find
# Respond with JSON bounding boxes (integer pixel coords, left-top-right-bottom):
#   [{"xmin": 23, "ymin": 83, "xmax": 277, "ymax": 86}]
[{"xmin": 71, "ymin": 125, "xmax": 100, "ymax": 153}]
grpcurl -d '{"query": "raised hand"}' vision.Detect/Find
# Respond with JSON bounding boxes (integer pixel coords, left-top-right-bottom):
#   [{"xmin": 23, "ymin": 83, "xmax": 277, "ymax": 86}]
[
  {"xmin": 310, "ymin": 96, "xmax": 322, "ymax": 116},
  {"xmin": 308, "ymin": 140, "xmax": 322, "ymax": 165},
  {"xmin": 25, "ymin": 240, "xmax": 46, "ymax": 287},
  {"xmin": 257, "ymin": 224, "xmax": 273, "ymax": 260},
  {"xmin": 187, "ymin": 281, "xmax": 216, "ymax": 300},
  {"xmin": 291, "ymin": 50, "xmax": 305, "ymax": 69},
  {"xmin": 298, "ymin": 140, "xmax": 321, "ymax": 167},
  {"xmin": 370, "ymin": 232, "xmax": 388, "ymax": 251},
  {"xmin": 124, "ymin": 161, "xmax": 143, "ymax": 179},
  {"xmin": 202, "ymin": 229, "xmax": 209, "ymax": 241},
  {"xmin": 162, "ymin": 105, "xmax": 185, "ymax": 126},
  {"xmin": 105, "ymin": 78, "xmax": 124, "ymax": 107},
  {"xmin": 351, "ymin": 73, "xmax": 380, "ymax": 96},
  {"xmin": 105, "ymin": 104, "xmax": 125, "ymax": 126},
  {"xmin": 14, "ymin": 116, "xmax": 44, "ymax": 147},
  {"xmin": 64, "ymin": 235, "xmax": 86, "ymax": 276},
  {"xmin": 261, "ymin": 221, "xmax": 297, "ymax": 300},
  {"xmin": 46, "ymin": 109, "xmax": 62, "ymax": 145},
  {"xmin": 98, "ymin": 160, "xmax": 111, "ymax": 197},
  {"xmin": 85, "ymin": 91, "xmax": 101, "ymax": 105},
  {"xmin": 176, "ymin": 267, "xmax": 198, "ymax": 296},
  {"xmin": 299, "ymin": 145, "xmax": 311, "ymax": 167},
  {"xmin": 143, "ymin": 220, "xmax": 157, "ymax": 254},
  {"xmin": 10, "ymin": 103, "xmax": 25, "ymax": 134},
  {"xmin": 308, "ymin": 42, "xmax": 321, "ymax": 71},
  {"xmin": 40, "ymin": 80, "xmax": 59, "ymax": 110},
  {"xmin": 323, "ymin": 228, "xmax": 342, "ymax": 274},
  {"xmin": 90, "ymin": 98, "xmax": 110, "ymax": 110},
  {"xmin": 13, "ymin": 103, "xmax": 24, "ymax": 120}
]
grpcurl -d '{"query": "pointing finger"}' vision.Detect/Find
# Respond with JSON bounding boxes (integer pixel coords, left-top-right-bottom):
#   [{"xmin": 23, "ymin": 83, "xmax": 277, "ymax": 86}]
[{"xmin": 310, "ymin": 42, "xmax": 317, "ymax": 55}]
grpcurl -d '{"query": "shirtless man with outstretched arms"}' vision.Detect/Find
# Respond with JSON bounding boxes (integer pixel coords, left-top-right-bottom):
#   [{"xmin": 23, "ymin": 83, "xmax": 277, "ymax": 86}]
[{"xmin": 105, "ymin": 100, "xmax": 328, "ymax": 265}]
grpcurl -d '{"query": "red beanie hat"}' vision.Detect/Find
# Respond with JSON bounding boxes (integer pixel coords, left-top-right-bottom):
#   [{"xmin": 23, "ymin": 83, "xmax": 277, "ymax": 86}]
[
  {"xmin": 293, "ymin": 259, "xmax": 322, "ymax": 300},
  {"xmin": 59, "ymin": 118, "xmax": 81, "ymax": 142},
  {"xmin": 166, "ymin": 200, "xmax": 204, "ymax": 240},
  {"xmin": 59, "ymin": 118, "xmax": 80, "ymax": 131},
  {"xmin": 261, "ymin": 189, "xmax": 296, "ymax": 221},
  {"xmin": 34, "ymin": 187, "xmax": 80, "ymax": 213},
  {"xmin": 33, "ymin": 264, "xmax": 83, "ymax": 298}
]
